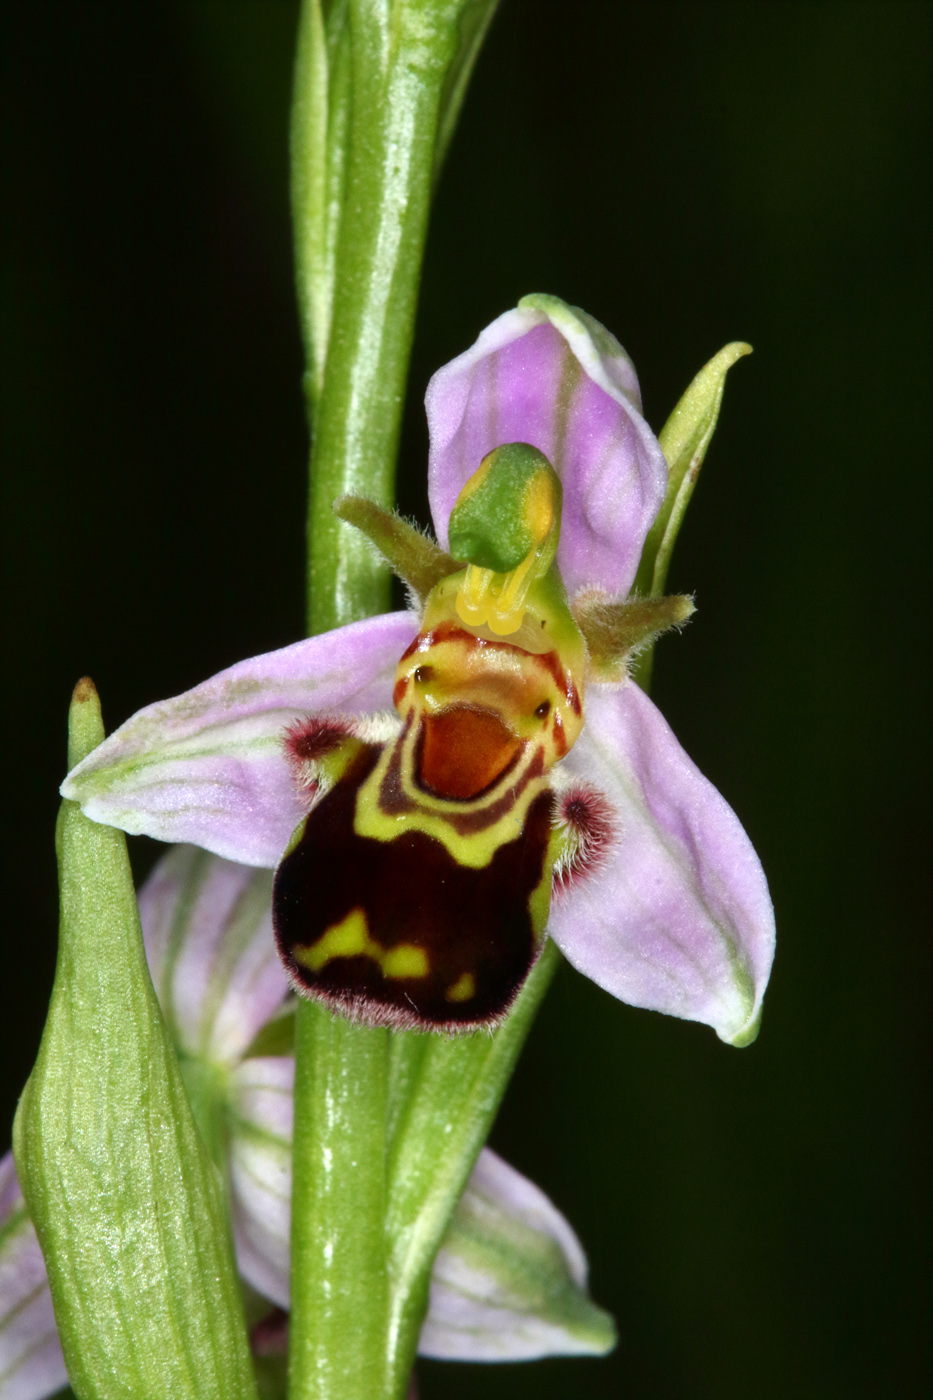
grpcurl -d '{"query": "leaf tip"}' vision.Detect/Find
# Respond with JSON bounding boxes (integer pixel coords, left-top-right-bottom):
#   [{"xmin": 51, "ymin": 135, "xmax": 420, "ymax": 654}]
[
  {"xmin": 721, "ymin": 340, "xmax": 753, "ymax": 366},
  {"xmin": 67, "ymin": 677, "xmax": 105, "ymax": 770}
]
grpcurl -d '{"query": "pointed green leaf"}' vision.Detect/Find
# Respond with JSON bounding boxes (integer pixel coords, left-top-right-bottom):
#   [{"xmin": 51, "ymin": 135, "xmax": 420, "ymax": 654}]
[
  {"xmin": 291, "ymin": 0, "xmax": 351, "ymax": 409},
  {"xmin": 433, "ymin": 0, "xmax": 501, "ymax": 178},
  {"xmin": 13, "ymin": 680, "xmax": 257, "ymax": 1400},
  {"xmin": 636, "ymin": 341, "xmax": 752, "ymax": 600},
  {"xmin": 632, "ymin": 343, "xmax": 750, "ymax": 689}
]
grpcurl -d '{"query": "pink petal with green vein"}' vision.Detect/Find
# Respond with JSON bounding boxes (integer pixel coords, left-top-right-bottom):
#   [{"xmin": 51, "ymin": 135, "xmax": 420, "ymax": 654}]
[
  {"xmin": 138, "ymin": 846, "xmax": 287, "ymax": 1066},
  {"xmin": 228, "ymin": 1057, "xmax": 294, "ymax": 1310},
  {"xmin": 60, "ymin": 612, "xmax": 417, "ymax": 867},
  {"xmin": 426, "ymin": 296, "xmax": 667, "ymax": 599},
  {"xmin": 551, "ymin": 681, "xmax": 775, "ymax": 1046},
  {"xmin": 419, "ymin": 1147, "xmax": 614, "ymax": 1361},
  {"xmin": 0, "ymin": 1153, "xmax": 68, "ymax": 1400}
]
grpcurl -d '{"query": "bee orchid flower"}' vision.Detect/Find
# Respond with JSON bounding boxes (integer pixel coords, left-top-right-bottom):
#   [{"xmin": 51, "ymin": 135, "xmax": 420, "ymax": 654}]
[{"xmin": 60, "ymin": 295, "xmax": 775, "ymax": 1048}]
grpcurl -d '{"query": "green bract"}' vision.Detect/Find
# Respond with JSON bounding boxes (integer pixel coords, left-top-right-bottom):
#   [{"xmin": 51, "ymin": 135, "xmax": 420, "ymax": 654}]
[
  {"xmin": 632, "ymin": 341, "xmax": 751, "ymax": 689},
  {"xmin": 13, "ymin": 682, "xmax": 257, "ymax": 1400}
]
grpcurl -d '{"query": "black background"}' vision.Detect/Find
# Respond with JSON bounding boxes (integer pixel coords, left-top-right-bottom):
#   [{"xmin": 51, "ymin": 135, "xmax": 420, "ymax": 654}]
[{"xmin": 2, "ymin": 3, "xmax": 929, "ymax": 1397}]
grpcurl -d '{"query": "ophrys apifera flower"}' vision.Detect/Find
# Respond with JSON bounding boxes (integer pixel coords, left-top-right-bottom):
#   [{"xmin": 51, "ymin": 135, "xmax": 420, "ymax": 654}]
[{"xmin": 61, "ymin": 295, "xmax": 774, "ymax": 1047}]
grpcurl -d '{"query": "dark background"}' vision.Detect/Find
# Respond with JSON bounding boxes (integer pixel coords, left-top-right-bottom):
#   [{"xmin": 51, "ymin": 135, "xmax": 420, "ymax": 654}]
[{"xmin": 2, "ymin": 3, "xmax": 929, "ymax": 1397}]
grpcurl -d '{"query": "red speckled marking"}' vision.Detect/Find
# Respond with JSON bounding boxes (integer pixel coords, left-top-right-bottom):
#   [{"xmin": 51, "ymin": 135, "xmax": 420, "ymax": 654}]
[
  {"xmin": 284, "ymin": 715, "xmax": 353, "ymax": 791},
  {"xmin": 553, "ymin": 783, "xmax": 617, "ymax": 895},
  {"xmin": 401, "ymin": 622, "xmax": 577, "ymax": 710}
]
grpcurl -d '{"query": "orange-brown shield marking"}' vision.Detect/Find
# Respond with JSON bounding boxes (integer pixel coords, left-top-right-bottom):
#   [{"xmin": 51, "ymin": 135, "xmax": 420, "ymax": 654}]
[{"xmin": 418, "ymin": 706, "xmax": 522, "ymax": 799}]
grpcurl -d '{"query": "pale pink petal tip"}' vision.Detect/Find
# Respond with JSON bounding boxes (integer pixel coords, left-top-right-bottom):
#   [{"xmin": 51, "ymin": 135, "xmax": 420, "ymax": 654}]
[
  {"xmin": 60, "ymin": 612, "xmax": 418, "ymax": 868},
  {"xmin": 229, "ymin": 1057, "xmax": 294, "ymax": 1310},
  {"xmin": 419, "ymin": 1148, "xmax": 616, "ymax": 1361},
  {"xmin": 550, "ymin": 682, "xmax": 775, "ymax": 1047}
]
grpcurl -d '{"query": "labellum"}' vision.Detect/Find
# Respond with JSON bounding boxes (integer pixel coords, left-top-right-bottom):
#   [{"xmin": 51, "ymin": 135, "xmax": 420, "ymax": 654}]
[{"xmin": 273, "ymin": 445, "xmax": 592, "ymax": 1032}]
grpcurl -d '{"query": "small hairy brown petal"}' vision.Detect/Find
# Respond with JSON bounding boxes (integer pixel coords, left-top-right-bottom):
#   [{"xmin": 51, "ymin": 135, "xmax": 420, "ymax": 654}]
[
  {"xmin": 573, "ymin": 591, "xmax": 695, "ymax": 680},
  {"xmin": 284, "ymin": 714, "xmax": 353, "ymax": 792},
  {"xmin": 553, "ymin": 783, "xmax": 617, "ymax": 896},
  {"xmin": 333, "ymin": 495, "xmax": 461, "ymax": 605}
]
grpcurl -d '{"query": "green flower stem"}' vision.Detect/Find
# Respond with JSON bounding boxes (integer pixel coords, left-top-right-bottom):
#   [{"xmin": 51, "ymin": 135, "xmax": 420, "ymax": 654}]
[
  {"xmin": 297, "ymin": 0, "xmax": 443, "ymax": 630},
  {"xmin": 288, "ymin": 1007, "xmax": 390, "ymax": 1400},
  {"xmin": 294, "ymin": 0, "xmax": 499, "ymax": 633},
  {"xmin": 14, "ymin": 682, "xmax": 256, "ymax": 1400},
  {"xmin": 289, "ymin": 4, "xmax": 500, "ymax": 1396}
]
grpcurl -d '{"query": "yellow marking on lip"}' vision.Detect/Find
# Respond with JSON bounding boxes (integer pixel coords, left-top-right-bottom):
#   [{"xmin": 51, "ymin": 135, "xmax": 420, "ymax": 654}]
[
  {"xmin": 445, "ymin": 972, "xmax": 476, "ymax": 1003},
  {"xmin": 382, "ymin": 944, "xmax": 430, "ymax": 979},
  {"xmin": 354, "ymin": 717, "xmax": 547, "ymax": 869},
  {"xmin": 297, "ymin": 907, "xmax": 372, "ymax": 970},
  {"xmin": 295, "ymin": 908, "xmax": 429, "ymax": 980}
]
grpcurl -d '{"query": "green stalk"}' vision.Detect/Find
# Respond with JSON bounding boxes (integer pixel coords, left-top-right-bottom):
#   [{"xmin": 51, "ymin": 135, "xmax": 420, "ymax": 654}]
[
  {"xmin": 287, "ymin": 1010, "xmax": 390, "ymax": 1399},
  {"xmin": 294, "ymin": 0, "xmax": 500, "ymax": 634},
  {"xmin": 288, "ymin": 8, "xmax": 749, "ymax": 1382},
  {"xmin": 288, "ymin": 3, "xmax": 499, "ymax": 1398}
]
